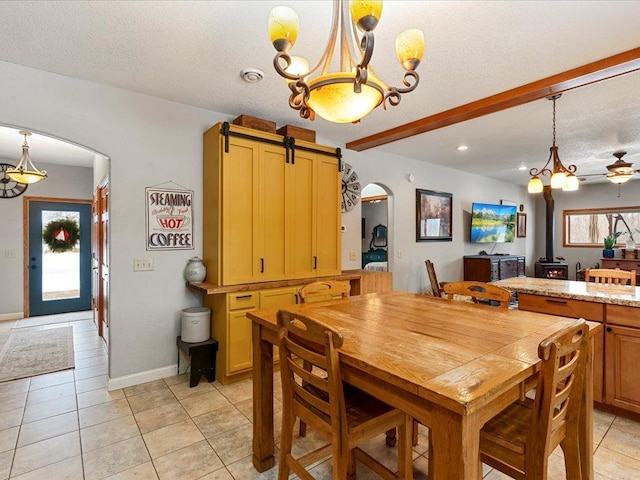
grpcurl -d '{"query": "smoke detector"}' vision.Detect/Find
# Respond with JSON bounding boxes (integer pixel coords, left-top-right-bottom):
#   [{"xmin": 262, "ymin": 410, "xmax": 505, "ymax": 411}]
[{"xmin": 240, "ymin": 68, "xmax": 264, "ymax": 83}]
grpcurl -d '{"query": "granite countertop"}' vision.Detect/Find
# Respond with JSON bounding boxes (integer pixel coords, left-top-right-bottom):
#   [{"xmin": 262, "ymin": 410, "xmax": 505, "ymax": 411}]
[{"xmin": 493, "ymin": 277, "xmax": 640, "ymax": 307}]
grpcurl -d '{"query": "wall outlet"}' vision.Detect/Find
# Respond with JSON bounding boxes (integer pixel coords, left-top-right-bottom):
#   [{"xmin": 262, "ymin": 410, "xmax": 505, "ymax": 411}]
[
  {"xmin": 349, "ymin": 251, "xmax": 357, "ymax": 261},
  {"xmin": 133, "ymin": 258, "xmax": 154, "ymax": 271},
  {"xmin": 341, "ymin": 225, "xmax": 346, "ymax": 233},
  {"xmin": 4, "ymin": 250, "xmax": 15, "ymax": 258}
]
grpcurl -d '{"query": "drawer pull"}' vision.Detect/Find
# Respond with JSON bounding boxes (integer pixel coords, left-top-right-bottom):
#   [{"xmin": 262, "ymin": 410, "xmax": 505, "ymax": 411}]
[
  {"xmin": 235, "ymin": 294, "xmax": 253, "ymax": 300},
  {"xmin": 606, "ymin": 327, "xmax": 612, "ymax": 333},
  {"xmin": 545, "ymin": 299, "xmax": 568, "ymax": 305}
]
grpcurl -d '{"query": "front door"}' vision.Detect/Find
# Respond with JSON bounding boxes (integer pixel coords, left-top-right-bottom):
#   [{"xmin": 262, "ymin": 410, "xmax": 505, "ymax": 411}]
[{"xmin": 27, "ymin": 199, "xmax": 92, "ymax": 316}]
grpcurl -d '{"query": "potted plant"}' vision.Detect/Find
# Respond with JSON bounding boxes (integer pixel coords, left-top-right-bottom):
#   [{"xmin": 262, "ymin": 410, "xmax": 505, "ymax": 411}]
[{"xmin": 603, "ymin": 232, "xmax": 622, "ymax": 258}]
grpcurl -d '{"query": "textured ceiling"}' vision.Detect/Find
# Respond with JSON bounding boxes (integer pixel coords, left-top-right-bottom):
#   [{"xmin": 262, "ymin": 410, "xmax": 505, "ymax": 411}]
[{"xmin": 0, "ymin": 0, "xmax": 639, "ymax": 184}]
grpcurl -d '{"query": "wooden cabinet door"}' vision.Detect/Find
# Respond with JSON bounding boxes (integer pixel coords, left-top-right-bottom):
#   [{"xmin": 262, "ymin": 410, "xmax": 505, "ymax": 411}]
[
  {"xmin": 222, "ymin": 137, "xmax": 260, "ymax": 285},
  {"xmin": 288, "ymin": 150, "xmax": 316, "ymax": 278},
  {"xmin": 227, "ymin": 309, "xmax": 253, "ymax": 374},
  {"xmin": 315, "ymin": 154, "xmax": 341, "ymax": 276},
  {"xmin": 605, "ymin": 324, "xmax": 640, "ymax": 414},
  {"xmin": 259, "ymin": 286, "xmax": 299, "ymax": 362},
  {"xmin": 259, "ymin": 144, "xmax": 288, "ymax": 281}
]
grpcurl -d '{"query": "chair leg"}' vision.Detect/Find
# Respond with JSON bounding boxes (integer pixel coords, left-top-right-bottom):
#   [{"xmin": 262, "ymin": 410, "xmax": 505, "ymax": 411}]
[
  {"xmin": 299, "ymin": 420, "xmax": 307, "ymax": 437},
  {"xmin": 412, "ymin": 419, "xmax": 419, "ymax": 446},
  {"xmin": 385, "ymin": 428, "xmax": 397, "ymax": 447},
  {"xmin": 278, "ymin": 413, "xmax": 295, "ymax": 480},
  {"xmin": 346, "ymin": 450, "xmax": 357, "ymax": 480}
]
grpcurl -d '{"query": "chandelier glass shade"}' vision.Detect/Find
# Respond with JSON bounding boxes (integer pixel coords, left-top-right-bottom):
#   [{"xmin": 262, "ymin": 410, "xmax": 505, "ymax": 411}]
[
  {"xmin": 527, "ymin": 94, "xmax": 578, "ymax": 193},
  {"xmin": 268, "ymin": 0, "xmax": 424, "ymax": 123},
  {"xmin": 6, "ymin": 131, "xmax": 48, "ymax": 184}
]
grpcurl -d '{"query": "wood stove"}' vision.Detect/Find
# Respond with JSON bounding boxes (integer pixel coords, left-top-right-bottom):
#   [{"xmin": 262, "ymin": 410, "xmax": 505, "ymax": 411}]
[
  {"xmin": 533, "ymin": 186, "xmax": 569, "ymax": 280},
  {"xmin": 534, "ymin": 262, "xmax": 569, "ymax": 280}
]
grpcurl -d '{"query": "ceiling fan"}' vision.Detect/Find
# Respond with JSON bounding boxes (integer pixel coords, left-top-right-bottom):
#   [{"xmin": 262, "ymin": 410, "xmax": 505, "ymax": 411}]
[{"xmin": 579, "ymin": 151, "xmax": 640, "ymax": 185}]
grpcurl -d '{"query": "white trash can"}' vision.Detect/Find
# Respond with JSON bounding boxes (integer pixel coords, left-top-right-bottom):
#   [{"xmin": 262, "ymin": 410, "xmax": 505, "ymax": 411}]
[{"xmin": 181, "ymin": 307, "xmax": 211, "ymax": 343}]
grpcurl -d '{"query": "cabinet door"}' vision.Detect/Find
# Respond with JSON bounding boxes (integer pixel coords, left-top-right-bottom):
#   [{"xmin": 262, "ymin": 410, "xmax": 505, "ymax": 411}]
[
  {"xmin": 517, "ymin": 257, "xmax": 525, "ymax": 277},
  {"xmin": 222, "ymin": 137, "xmax": 260, "ymax": 285},
  {"xmin": 499, "ymin": 259, "xmax": 518, "ymax": 279},
  {"xmin": 227, "ymin": 310, "xmax": 253, "ymax": 374},
  {"xmin": 605, "ymin": 324, "xmax": 640, "ymax": 414},
  {"xmin": 259, "ymin": 287, "xmax": 300, "ymax": 362},
  {"xmin": 288, "ymin": 151, "xmax": 316, "ymax": 278},
  {"xmin": 260, "ymin": 144, "xmax": 288, "ymax": 280},
  {"xmin": 315, "ymin": 155, "xmax": 341, "ymax": 276}
]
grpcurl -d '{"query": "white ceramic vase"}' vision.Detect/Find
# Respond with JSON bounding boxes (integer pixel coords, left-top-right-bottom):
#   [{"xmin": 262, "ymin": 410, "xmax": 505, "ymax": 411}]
[{"xmin": 184, "ymin": 257, "xmax": 206, "ymax": 282}]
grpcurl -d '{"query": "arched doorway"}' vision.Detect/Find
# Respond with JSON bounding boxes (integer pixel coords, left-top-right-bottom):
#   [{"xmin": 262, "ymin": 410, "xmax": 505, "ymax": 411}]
[{"xmin": 361, "ymin": 183, "xmax": 393, "ymax": 272}]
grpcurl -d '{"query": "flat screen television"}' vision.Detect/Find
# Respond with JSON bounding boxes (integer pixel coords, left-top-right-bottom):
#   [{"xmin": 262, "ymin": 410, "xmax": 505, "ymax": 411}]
[{"xmin": 470, "ymin": 203, "xmax": 516, "ymax": 243}]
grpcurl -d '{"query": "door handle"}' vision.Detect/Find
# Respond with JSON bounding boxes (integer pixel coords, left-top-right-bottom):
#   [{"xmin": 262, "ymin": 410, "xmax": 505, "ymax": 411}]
[
  {"xmin": 30, "ymin": 265, "xmax": 37, "ymax": 270},
  {"xmin": 313, "ymin": 256, "xmax": 317, "ymax": 269}
]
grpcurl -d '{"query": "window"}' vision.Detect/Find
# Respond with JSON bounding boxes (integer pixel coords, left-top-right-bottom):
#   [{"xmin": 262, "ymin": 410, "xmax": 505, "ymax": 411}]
[{"xmin": 563, "ymin": 206, "xmax": 640, "ymax": 247}]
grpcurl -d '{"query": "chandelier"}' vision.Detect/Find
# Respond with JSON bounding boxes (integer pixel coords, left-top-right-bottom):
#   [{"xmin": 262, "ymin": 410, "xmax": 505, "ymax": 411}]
[
  {"xmin": 527, "ymin": 94, "xmax": 579, "ymax": 193},
  {"xmin": 268, "ymin": 0, "xmax": 424, "ymax": 124},
  {"xmin": 6, "ymin": 131, "xmax": 48, "ymax": 184}
]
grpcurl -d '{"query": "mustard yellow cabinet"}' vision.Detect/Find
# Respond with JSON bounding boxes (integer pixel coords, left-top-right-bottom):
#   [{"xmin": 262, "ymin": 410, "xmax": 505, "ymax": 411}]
[
  {"xmin": 207, "ymin": 286, "xmax": 299, "ymax": 384},
  {"xmin": 203, "ymin": 122, "xmax": 341, "ymax": 286}
]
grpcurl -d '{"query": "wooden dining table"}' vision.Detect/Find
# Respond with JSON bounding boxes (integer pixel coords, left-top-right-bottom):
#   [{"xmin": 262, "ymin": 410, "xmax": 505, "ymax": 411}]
[{"xmin": 247, "ymin": 291, "xmax": 601, "ymax": 479}]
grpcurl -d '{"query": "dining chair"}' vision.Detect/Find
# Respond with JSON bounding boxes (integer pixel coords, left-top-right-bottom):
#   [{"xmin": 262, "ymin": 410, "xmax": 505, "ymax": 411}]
[
  {"xmin": 297, "ymin": 280, "xmax": 351, "ymax": 438},
  {"xmin": 425, "ymin": 259, "xmax": 445, "ymax": 297},
  {"xmin": 298, "ymin": 280, "xmax": 351, "ymax": 303},
  {"xmin": 443, "ymin": 280, "xmax": 512, "ymax": 308},
  {"xmin": 584, "ymin": 267, "xmax": 636, "ymax": 286},
  {"xmin": 479, "ymin": 319, "xmax": 589, "ymax": 480},
  {"xmin": 277, "ymin": 309, "xmax": 414, "ymax": 480}
]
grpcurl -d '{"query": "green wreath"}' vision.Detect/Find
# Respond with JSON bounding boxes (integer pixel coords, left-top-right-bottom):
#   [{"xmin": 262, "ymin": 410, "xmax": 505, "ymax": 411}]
[{"xmin": 42, "ymin": 218, "xmax": 80, "ymax": 253}]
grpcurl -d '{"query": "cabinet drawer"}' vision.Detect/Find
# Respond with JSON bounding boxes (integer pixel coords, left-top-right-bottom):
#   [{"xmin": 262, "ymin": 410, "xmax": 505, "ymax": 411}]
[
  {"xmin": 607, "ymin": 304, "xmax": 640, "ymax": 328},
  {"xmin": 518, "ymin": 293, "xmax": 604, "ymax": 321},
  {"xmin": 601, "ymin": 259, "xmax": 640, "ymax": 271},
  {"xmin": 228, "ymin": 292, "xmax": 258, "ymax": 310}
]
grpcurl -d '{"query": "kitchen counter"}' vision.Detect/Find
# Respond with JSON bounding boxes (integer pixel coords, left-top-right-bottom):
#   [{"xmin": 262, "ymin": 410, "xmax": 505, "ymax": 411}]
[
  {"xmin": 493, "ymin": 277, "xmax": 640, "ymax": 307},
  {"xmin": 186, "ymin": 269, "xmax": 389, "ymax": 295}
]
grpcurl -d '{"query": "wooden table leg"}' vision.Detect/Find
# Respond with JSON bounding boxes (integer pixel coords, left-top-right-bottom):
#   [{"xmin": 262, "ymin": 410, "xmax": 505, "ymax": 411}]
[
  {"xmin": 429, "ymin": 404, "xmax": 481, "ymax": 480},
  {"xmin": 252, "ymin": 323, "xmax": 275, "ymax": 472}
]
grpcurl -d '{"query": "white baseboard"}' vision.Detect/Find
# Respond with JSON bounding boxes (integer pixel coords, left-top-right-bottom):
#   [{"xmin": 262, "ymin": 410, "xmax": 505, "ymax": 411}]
[
  {"xmin": 0, "ymin": 312, "xmax": 23, "ymax": 322},
  {"xmin": 107, "ymin": 364, "xmax": 178, "ymax": 391}
]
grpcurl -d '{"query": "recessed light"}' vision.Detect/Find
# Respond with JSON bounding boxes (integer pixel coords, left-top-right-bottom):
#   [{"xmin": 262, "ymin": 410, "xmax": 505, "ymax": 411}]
[
  {"xmin": 456, "ymin": 145, "xmax": 468, "ymax": 151},
  {"xmin": 518, "ymin": 165, "xmax": 527, "ymax": 171}
]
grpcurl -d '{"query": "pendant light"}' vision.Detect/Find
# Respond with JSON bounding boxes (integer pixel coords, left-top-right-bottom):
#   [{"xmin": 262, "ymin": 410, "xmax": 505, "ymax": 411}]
[{"xmin": 6, "ymin": 131, "xmax": 48, "ymax": 184}]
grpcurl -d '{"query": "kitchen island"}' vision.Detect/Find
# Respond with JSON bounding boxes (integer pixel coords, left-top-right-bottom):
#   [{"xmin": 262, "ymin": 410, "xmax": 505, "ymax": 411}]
[{"xmin": 494, "ymin": 277, "xmax": 640, "ymax": 414}]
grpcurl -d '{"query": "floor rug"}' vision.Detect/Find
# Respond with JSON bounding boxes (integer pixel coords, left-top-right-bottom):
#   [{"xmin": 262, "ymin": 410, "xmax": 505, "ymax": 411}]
[
  {"xmin": 12, "ymin": 310, "xmax": 92, "ymax": 329},
  {"xmin": 0, "ymin": 326, "xmax": 75, "ymax": 383}
]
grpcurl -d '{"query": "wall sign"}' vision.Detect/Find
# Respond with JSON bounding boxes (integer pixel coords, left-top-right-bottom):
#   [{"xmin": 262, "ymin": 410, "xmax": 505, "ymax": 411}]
[{"xmin": 146, "ymin": 187, "xmax": 194, "ymax": 250}]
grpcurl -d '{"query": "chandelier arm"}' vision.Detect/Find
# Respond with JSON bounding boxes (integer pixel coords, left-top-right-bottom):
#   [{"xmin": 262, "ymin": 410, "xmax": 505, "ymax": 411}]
[
  {"xmin": 382, "ymin": 71, "xmax": 420, "ymax": 108},
  {"xmin": 529, "ymin": 151, "xmax": 554, "ymax": 177},
  {"xmin": 354, "ymin": 32, "xmax": 374, "ymax": 93},
  {"xmin": 317, "ymin": 0, "xmax": 342, "ymax": 77}
]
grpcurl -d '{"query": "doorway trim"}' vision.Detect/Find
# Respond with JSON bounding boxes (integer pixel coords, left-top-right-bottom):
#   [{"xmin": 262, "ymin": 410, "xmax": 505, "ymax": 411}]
[{"xmin": 23, "ymin": 196, "xmax": 92, "ymax": 317}]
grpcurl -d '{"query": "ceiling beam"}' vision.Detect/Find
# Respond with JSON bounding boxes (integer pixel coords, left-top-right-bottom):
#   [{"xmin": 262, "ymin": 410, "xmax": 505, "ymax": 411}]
[{"xmin": 346, "ymin": 47, "xmax": 640, "ymax": 152}]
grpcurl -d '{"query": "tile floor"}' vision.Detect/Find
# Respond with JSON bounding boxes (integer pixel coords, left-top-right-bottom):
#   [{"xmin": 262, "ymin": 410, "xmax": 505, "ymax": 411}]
[{"xmin": 1, "ymin": 315, "xmax": 640, "ymax": 479}]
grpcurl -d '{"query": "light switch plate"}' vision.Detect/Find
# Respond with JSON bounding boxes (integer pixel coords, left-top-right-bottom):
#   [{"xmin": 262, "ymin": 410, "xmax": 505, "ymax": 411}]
[{"xmin": 134, "ymin": 258, "xmax": 154, "ymax": 271}]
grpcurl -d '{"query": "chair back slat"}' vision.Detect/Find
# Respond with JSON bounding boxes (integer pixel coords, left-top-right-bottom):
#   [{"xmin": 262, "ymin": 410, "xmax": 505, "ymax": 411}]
[
  {"xmin": 277, "ymin": 309, "xmax": 347, "ymax": 436},
  {"xmin": 527, "ymin": 320, "xmax": 588, "ymax": 458},
  {"xmin": 443, "ymin": 281, "xmax": 512, "ymax": 308},
  {"xmin": 298, "ymin": 281, "xmax": 350, "ymax": 304},
  {"xmin": 425, "ymin": 259, "xmax": 444, "ymax": 297},
  {"xmin": 585, "ymin": 268, "xmax": 636, "ymax": 286}
]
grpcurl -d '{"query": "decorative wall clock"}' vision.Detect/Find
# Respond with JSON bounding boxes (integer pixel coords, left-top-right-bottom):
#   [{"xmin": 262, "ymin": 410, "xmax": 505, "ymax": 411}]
[
  {"xmin": 341, "ymin": 162, "xmax": 361, "ymax": 213},
  {"xmin": 0, "ymin": 163, "xmax": 28, "ymax": 199}
]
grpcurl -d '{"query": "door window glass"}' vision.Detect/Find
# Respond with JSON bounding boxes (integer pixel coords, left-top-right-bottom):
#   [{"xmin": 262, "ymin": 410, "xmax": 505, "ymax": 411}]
[{"xmin": 41, "ymin": 210, "xmax": 81, "ymax": 301}]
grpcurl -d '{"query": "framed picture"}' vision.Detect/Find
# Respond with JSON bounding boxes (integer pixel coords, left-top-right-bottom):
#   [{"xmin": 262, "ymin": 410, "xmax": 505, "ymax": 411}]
[
  {"xmin": 416, "ymin": 189, "xmax": 452, "ymax": 242},
  {"xmin": 517, "ymin": 212, "xmax": 527, "ymax": 238}
]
